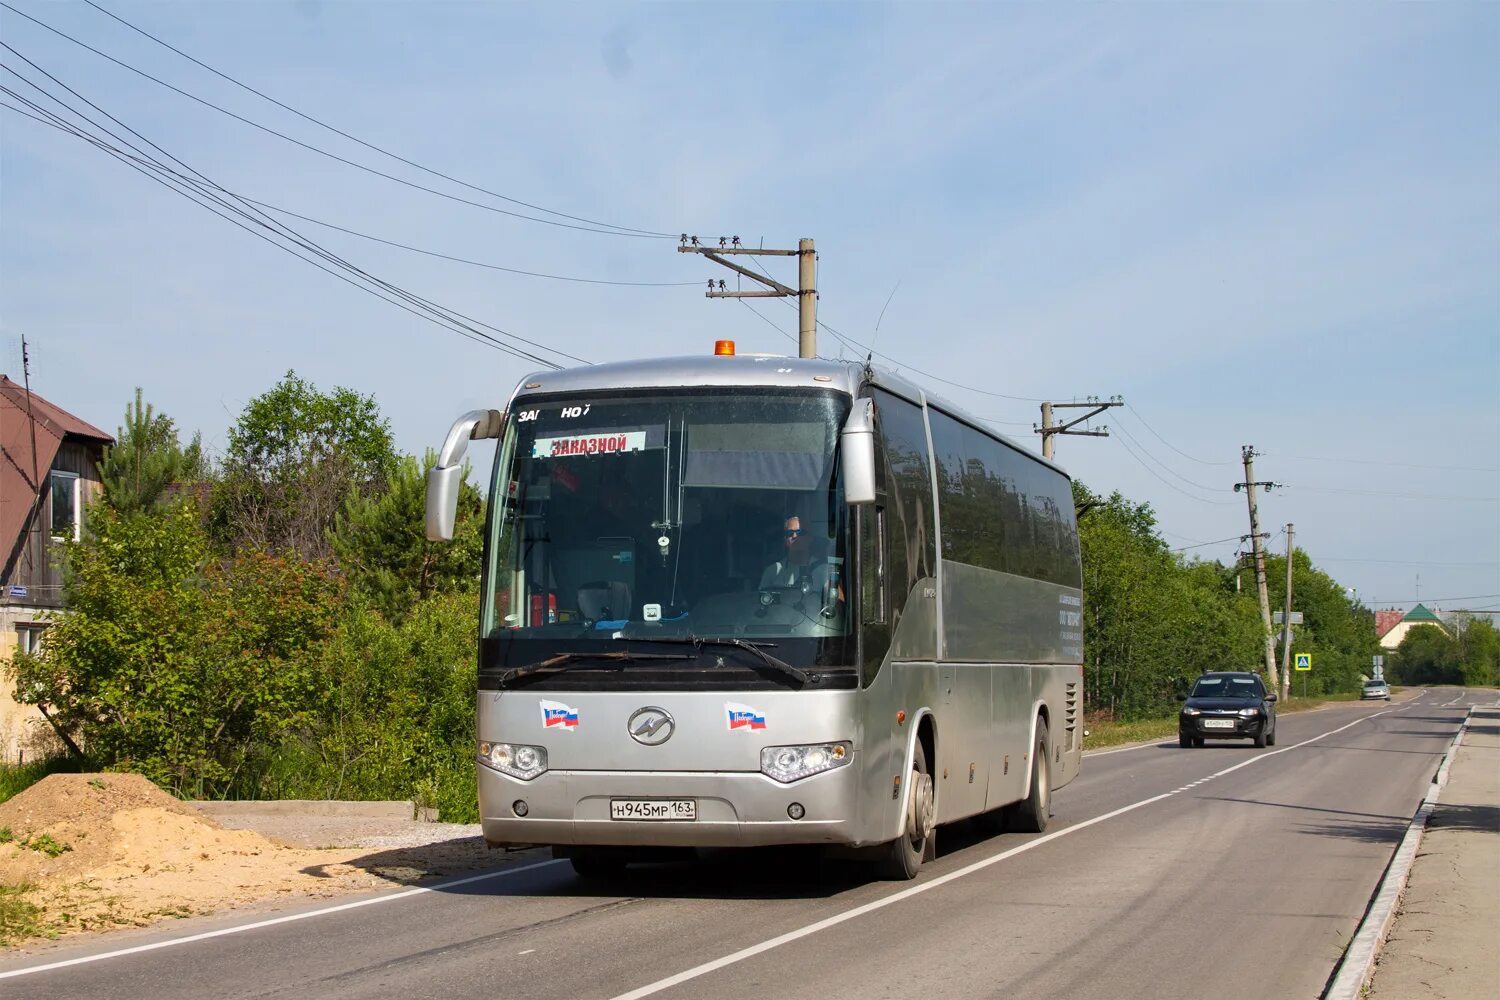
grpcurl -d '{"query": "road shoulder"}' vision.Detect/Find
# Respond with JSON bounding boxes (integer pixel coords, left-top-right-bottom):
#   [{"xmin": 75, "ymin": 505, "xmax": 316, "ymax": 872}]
[{"xmin": 1365, "ymin": 704, "xmax": 1500, "ymax": 999}]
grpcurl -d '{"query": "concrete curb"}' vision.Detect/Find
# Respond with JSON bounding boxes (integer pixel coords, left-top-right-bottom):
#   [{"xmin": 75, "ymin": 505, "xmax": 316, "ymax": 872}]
[
  {"xmin": 188, "ymin": 800, "xmax": 424, "ymax": 820},
  {"xmin": 1322, "ymin": 705, "xmax": 1475, "ymax": 1000}
]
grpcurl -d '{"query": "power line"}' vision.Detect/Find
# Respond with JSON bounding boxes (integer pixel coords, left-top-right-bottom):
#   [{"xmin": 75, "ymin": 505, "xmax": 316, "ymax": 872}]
[
  {"xmin": 1110, "ymin": 420, "xmax": 1232, "ymax": 494},
  {"xmin": 737, "ymin": 299, "xmax": 798, "ymax": 347},
  {"xmin": 1123, "ymin": 402, "xmax": 1236, "ymax": 466},
  {"xmin": 751, "ymin": 268, "xmax": 1052, "ymax": 401},
  {"xmin": 1, "ymin": 52, "xmax": 582, "ymax": 369},
  {"xmin": 245, "ymin": 198, "xmax": 699, "ymax": 287},
  {"xmin": 1364, "ymin": 593, "xmax": 1500, "ymax": 606},
  {"xmin": 1314, "ymin": 557, "xmax": 1500, "ymax": 567},
  {"xmin": 1285, "ymin": 486, "xmax": 1499, "ymax": 503},
  {"xmin": 3, "ymin": 94, "xmax": 566, "ymax": 370},
  {"xmin": 1172, "ymin": 535, "xmax": 1243, "ymax": 551},
  {"xmin": 1276, "ymin": 453, "xmax": 1499, "ymax": 474},
  {"xmin": 2, "ymin": 2, "xmax": 676, "ymax": 239},
  {"xmin": 1110, "ymin": 431, "xmax": 1236, "ymax": 509},
  {"xmin": 79, "ymin": 0, "xmax": 675, "ymax": 238}
]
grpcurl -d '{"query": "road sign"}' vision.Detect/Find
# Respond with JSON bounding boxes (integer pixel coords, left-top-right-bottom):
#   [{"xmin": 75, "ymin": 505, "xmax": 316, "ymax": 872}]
[
  {"xmin": 1295, "ymin": 652, "xmax": 1312, "ymax": 672},
  {"xmin": 1276, "ymin": 628, "xmax": 1294, "ymax": 646},
  {"xmin": 1273, "ymin": 611, "xmax": 1304, "ymax": 625},
  {"xmin": 1372, "ymin": 655, "xmax": 1383, "ymax": 668}
]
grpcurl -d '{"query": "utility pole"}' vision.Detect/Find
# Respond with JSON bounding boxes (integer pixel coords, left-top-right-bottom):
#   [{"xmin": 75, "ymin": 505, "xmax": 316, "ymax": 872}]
[
  {"xmin": 1035, "ymin": 396, "xmax": 1123, "ymax": 460},
  {"xmin": 1280, "ymin": 523, "xmax": 1295, "ymax": 701},
  {"xmin": 20, "ymin": 336, "xmax": 42, "ymax": 579},
  {"xmin": 678, "ymin": 236, "xmax": 816, "ymax": 359},
  {"xmin": 1235, "ymin": 446, "xmax": 1280, "ymax": 694}
]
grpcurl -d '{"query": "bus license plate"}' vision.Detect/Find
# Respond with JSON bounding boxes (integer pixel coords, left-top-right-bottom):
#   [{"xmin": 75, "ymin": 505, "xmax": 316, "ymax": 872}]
[
  {"xmin": 1202, "ymin": 719, "xmax": 1235, "ymax": 729},
  {"xmin": 610, "ymin": 799, "xmax": 697, "ymax": 821}
]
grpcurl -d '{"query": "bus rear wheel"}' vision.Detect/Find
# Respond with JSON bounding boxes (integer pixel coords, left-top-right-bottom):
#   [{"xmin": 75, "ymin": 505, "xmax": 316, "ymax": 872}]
[
  {"xmin": 875, "ymin": 740, "xmax": 934, "ymax": 880},
  {"xmin": 1007, "ymin": 721, "xmax": 1051, "ymax": 834}
]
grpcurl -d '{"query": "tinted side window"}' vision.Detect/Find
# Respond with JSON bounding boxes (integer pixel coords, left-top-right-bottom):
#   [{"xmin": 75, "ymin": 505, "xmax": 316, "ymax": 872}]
[
  {"xmin": 928, "ymin": 410, "xmax": 972, "ymax": 564},
  {"xmin": 924, "ymin": 409, "xmax": 1081, "ymax": 587},
  {"xmin": 873, "ymin": 389, "xmax": 935, "ymax": 600}
]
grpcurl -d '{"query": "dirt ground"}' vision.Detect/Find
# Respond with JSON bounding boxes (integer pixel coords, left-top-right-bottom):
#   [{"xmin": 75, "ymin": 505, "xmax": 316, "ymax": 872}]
[{"xmin": 0, "ymin": 773, "xmax": 527, "ymax": 947}]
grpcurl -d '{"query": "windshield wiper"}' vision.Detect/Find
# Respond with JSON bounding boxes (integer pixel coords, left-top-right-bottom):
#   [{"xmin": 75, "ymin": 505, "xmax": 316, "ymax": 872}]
[
  {"xmin": 499, "ymin": 650, "xmax": 692, "ymax": 685},
  {"xmin": 624, "ymin": 636, "xmax": 810, "ymax": 687}
]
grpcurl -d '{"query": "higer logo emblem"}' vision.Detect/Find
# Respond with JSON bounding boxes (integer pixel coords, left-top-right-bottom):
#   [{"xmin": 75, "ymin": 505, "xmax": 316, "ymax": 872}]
[{"xmin": 627, "ymin": 707, "xmax": 675, "ymax": 746}]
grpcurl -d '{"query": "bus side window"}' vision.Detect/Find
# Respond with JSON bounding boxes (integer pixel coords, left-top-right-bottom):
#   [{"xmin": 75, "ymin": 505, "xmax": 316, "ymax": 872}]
[{"xmin": 860, "ymin": 504, "xmax": 891, "ymax": 685}]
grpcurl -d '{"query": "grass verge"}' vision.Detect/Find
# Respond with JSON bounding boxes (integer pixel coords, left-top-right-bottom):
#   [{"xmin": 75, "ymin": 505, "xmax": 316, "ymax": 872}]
[
  {"xmin": 0, "ymin": 756, "xmax": 87, "ymax": 806},
  {"xmin": 0, "ymin": 884, "xmax": 43, "ymax": 947}
]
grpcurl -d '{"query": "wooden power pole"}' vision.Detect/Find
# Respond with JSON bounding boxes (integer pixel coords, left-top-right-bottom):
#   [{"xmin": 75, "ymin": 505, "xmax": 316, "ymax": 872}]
[
  {"xmin": 1036, "ymin": 397, "xmax": 1122, "ymax": 460},
  {"xmin": 1279, "ymin": 523, "xmax": 1295, "ymax": 701},
  {"xmin": 678, "ymin": 236, "xmax": 817, "ymax": 358},
  {"xmin": 1236, "ymin": 446, "xmax": 1281, "ymax": 694}
]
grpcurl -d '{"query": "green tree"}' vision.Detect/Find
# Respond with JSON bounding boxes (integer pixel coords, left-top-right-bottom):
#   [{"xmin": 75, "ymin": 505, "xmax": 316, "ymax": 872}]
[
  {"xmin": 98, "ymin": 388, "xmax": 206, "ymax": 514},
  {"xmin": 1451, "ymin": 615, "xmax": 1500, "ymax": 687},
  {"xmin": 10, "ymin": 501, "xmax": 343, "ymax": 796},
  {"xmin": 331, "ymin": 451, "xmax": 484, "ymax": 622},
  {"xmin": 1391, "ymin": 624, "xmax": 1461, "ymax": 686},
  {"xmin": 1072, "ymin": 481, "xmax": 1261, "ymax": 720},
  {"xmin": 213, "ymin": 371, "xmax": 396, "ymax": 560},
  {"xmin": 265, "ymin": 592, "xmax": 479, "ymax": 819},
  {"xmin": 1263, "ymin": 550, "xmax": 1380, "ymax": 696}
]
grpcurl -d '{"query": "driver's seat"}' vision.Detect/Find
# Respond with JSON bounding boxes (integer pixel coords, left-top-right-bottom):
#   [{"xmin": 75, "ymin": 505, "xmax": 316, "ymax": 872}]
[{"xmin": 578, "ymin": 581, "xmax": 631, "ymax": 622}]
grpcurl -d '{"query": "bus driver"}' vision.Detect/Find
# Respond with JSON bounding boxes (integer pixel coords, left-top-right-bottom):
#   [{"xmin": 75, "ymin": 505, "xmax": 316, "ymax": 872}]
[{"xmin": 760, "ymin": 515, "xmax": 844, "ymax": 610}]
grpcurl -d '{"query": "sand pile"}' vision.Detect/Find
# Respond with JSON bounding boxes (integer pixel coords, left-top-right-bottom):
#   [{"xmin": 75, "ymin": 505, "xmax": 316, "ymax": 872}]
[{"xmin": 0, "ymin": 774, "xmax": 499, "ymax": 945}]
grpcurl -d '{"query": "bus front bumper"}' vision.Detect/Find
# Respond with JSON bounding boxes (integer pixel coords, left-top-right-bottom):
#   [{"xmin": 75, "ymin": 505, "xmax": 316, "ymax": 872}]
[{"xmin": 478, "ymin": 762, "xmax": 867, "ymax": 849}]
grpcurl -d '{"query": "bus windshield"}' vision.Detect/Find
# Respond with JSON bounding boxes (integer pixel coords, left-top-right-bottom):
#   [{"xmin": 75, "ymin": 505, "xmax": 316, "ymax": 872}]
[{"xmin": 482, "ymin": 388, "xmax": 854, "ymax": 684}]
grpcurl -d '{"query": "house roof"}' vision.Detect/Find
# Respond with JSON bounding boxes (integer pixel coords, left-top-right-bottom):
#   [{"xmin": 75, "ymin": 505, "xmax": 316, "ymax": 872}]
[
  {"xmin": 1403, "ymin": 603, "xmax": 1441, "ymax": 623},
  {"xmin": 1, "ymin": 374, "xmax": 113, "ymax": 563}
]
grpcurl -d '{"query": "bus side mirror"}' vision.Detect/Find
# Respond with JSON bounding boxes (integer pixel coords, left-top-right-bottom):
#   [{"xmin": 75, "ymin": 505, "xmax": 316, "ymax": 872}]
[
  {"xmin": 426, "ymin": 409, "xmax": 505, "ymax": 541},
  {"xmin": 841, "ymin": 397, "xmax": 876, "ymax": 506}
]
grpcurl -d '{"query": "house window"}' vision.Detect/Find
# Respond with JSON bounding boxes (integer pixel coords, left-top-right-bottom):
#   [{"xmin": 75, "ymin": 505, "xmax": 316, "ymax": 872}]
[
  {"xmin": 15, "ymin": 623, "xmax": 47, "ymax": 656},
  {"xmin": 49, "ymin": 470, "xmax": 80, "ymax": 541}
]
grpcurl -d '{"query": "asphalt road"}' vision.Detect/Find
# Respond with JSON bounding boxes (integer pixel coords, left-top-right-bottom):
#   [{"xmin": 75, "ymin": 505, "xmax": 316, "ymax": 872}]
[{"xmin": 4, "ymin": 687, "xmax": 1493, "ymax": 1000}]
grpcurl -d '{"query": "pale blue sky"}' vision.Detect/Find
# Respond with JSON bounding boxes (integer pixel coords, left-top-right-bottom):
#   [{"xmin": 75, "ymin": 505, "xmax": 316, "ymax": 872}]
[{"xmin": 2, "ymin": 1, "xmax": 1496, "ymax": 612}]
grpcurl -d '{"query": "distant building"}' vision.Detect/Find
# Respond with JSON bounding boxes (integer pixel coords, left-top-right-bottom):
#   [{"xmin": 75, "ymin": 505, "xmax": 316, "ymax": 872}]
[
  {"xmin": 1376, "ymin": 603, "xmax": 1449, "ymax": 651},
  {"xmin": 0, "ymin": 374, "xmax": 113, "ymax": 763}
]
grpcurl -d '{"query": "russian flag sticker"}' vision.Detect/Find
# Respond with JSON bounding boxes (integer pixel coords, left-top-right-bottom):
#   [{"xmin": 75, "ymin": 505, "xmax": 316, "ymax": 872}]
[
  {"xmin": 540, "ymin": 700, "xmax": 579, "ymax": 730},
  {"xmin": 726, "ymin": 702, "xmax": 767, "ymax": 731}
]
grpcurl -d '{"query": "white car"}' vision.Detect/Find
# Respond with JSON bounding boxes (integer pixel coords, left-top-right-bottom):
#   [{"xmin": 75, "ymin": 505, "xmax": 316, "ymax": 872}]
[{"xmin": 1361, "ymin": 679, "xmax": 1391, "ymax": 701}]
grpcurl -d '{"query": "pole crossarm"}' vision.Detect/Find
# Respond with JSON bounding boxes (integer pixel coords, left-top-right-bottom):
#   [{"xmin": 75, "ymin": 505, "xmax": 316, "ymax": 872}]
[
  {"xmin": 681, "ymin": 248, "xmax": 799, "ymax": 297},
  {"xmin": 677, "ymin": 237, "xmax": 817, "ymax": 359},
  {"xmin": 1035, "ymin": 398, "xmax": 1122, "ymax": 459}
]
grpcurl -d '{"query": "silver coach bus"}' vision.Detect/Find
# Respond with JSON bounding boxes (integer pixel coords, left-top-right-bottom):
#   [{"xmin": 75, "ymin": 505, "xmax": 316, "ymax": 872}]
[{"xmin": 426, "ymin": 347, "xmax": 1084, "ymax": 880}]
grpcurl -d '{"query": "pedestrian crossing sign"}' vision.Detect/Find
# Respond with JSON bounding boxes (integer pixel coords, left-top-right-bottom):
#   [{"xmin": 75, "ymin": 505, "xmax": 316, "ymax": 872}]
[{"xmin": 1295, "ymin": 653, "xmax": 1312, "ymax": 672}]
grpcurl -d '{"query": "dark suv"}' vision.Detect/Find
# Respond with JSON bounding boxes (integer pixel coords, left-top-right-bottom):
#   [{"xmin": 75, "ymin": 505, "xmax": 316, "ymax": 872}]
[{"xmin": 1178, "ymin": 671, "xmax": 1277, "ymax": 748}]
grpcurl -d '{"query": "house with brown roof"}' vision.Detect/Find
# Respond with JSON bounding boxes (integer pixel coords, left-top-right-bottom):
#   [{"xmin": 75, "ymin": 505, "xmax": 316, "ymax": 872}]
[
  {"xmin": 1, "ymin": 374, "xmax": 113, "ymax": 762},
  {"xmin": 1375, "ymin": 603, "xmax": 1449, "ymax": 651}
]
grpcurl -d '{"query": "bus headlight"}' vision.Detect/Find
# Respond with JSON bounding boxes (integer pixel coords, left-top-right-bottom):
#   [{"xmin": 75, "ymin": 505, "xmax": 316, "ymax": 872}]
[
  {"xmin": 478, "ymin": 741, "xmax": 548, "ymax": 780},
  {"xmin": 760, "ymin": 742, "xmax": 852, "ymax": 783}
]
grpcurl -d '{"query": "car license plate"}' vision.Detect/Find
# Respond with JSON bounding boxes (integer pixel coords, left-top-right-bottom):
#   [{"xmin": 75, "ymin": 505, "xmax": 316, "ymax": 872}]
[
  {"xmin": 610, "ymin": 799, "xmax": 697, "ymax": 821},
  {"xmin": 1203, "ymin": 719, "xmax": 1236, "ymax": 729}
]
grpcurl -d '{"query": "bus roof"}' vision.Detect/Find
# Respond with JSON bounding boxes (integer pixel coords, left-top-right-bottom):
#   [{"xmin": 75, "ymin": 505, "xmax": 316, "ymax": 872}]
[{"xmin": 509, "ymin": 354, "xmax": 1070, "ymax": 478}]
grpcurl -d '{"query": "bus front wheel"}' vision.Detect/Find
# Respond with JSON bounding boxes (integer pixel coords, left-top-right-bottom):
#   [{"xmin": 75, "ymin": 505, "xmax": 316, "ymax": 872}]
[
  {"xmin": 876, "ymin": 739, "xmax": 935, "ymax": 880},
  {"xmin": 568, "ymin": 847, "xmax": 627, "ymax": 882}
]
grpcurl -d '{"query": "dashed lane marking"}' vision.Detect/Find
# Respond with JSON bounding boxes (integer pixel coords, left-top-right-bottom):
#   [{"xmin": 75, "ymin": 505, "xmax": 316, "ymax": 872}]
[{"xmin": 608, "ymin": 706, "xmax": 1418, "ymax": 1000}]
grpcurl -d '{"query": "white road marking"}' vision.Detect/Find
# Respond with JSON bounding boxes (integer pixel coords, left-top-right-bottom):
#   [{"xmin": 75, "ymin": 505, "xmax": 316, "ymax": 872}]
[
  {"xmin": 518, "ymin": 949, "xmax": 537, "ymax": 956},
  {"xmin": 609, "ymin": 709, "xmax": 1405, "ymax": 1000},
  {"xmin": 0, "ymin": 858, "xmax": 568, "ymax": 980}
]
